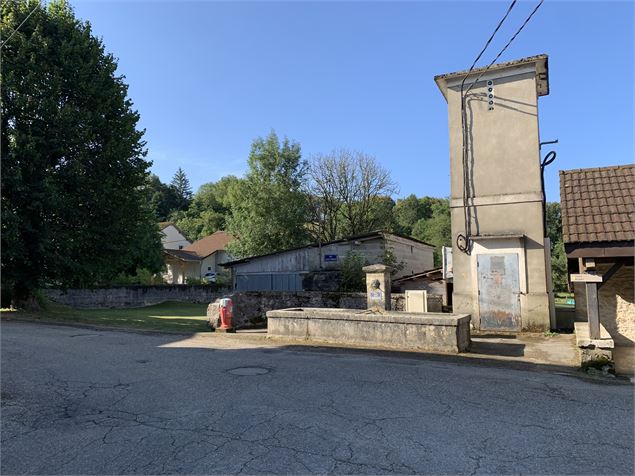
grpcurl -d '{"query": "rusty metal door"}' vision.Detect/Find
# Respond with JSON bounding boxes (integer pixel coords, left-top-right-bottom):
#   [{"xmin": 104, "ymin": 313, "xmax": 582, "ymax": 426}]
[{"xmin": 477, "ymin": 253, "xmax": 521, "ymax": 331}]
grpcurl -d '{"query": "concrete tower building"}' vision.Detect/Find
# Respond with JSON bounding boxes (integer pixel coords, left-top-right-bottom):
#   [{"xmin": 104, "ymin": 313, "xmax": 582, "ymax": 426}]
[{"xmin": 435, "ymin": 54, "xmax": 553, "ymax": 331}]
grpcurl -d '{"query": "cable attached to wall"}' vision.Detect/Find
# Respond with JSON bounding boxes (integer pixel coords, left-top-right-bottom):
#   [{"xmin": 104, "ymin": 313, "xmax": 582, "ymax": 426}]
[
  {"xmin": 457, "ymin": 0, "xmax": 518, "ymax": 254},
  {"xmin": 540, "ymin": 140, "xmax": 558, "ymax": 238},
  {"xmin": 457, "ymin": 0, "xmax": 545, "ymax": 255}
]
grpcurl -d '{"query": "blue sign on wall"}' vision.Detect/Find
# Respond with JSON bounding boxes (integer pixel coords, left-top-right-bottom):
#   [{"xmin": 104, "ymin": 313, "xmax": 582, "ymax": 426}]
[{"xmin": 324, "ymin": 254, "xmax": 338, "ymax": 262}]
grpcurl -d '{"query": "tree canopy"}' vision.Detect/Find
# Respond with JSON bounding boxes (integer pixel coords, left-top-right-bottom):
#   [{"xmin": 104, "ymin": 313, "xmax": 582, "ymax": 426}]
[
  {"xmin": 545, "ymin": 202, "xmax": 568, "ymax": 292},
  {"xmin": 1, "ymin": 0, "xmax": 163, "ymax": 304},
  {"xmin": 306, "ymin": 150, "xmax": 398, "ymax": 242},
  {"xmin": 411, "ymin": 198, "xmax": 451, "ymax": 266},
  {"xmin": 175, "ymin": 175, "xmax": 239, "ymax": 241},
  {"xmin": 170, "ymin": 167, "xmax": 193, "ymax": 211},
  {"xmin": 225, "ymin": 132, "xmax": 310, "ymax": 258}
]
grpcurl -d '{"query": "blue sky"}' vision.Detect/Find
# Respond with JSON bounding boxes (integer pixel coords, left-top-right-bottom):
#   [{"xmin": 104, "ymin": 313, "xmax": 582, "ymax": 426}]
[{"xmin": 72, "ymin": 0, "xmax": 633, "ymax": 202}]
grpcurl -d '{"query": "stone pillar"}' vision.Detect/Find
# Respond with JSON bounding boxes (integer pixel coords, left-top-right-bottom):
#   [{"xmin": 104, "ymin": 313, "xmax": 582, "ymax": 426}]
[{"xmin": 362, "ymin": 264, "xmax": 393, "ymax": 311}]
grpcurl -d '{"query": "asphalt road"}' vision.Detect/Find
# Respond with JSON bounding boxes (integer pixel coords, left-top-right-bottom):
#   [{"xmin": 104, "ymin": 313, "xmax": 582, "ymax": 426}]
[{"xmin": 1, "ymin": 321, "xmax": 633, "ymax": 475}]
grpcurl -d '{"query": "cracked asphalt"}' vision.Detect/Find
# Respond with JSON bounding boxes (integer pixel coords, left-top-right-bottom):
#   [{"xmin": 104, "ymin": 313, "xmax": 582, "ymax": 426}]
[{"xmin": 1, "ymin": 321, "xmax": 633, "ymax": 475}]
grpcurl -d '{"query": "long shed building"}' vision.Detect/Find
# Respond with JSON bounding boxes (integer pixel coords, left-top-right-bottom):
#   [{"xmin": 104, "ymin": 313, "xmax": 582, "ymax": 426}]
[{"xmin": 223, "ymin": 231, "xmax": 435, "ymax": 292}]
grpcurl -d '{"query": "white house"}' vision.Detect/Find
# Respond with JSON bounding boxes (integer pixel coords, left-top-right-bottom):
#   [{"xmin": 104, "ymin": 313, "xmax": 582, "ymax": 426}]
[
  {"xmin": 159, "ymin": 222, "xmax": 191, "ymax": 250},
  {"xmin": 163, "ymin": 231, "xmax": 233, "ymax": 284}
]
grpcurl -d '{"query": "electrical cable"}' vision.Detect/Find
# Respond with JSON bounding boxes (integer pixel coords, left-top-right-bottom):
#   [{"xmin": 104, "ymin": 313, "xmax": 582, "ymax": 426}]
[
  {"xmin": 457, "ymin": 0, "xmax": 518, "ymax": 254},
  {"xmin": 1, "ymin": 2, "xmax": 41, "ymax": 49},
  {"xmin": 463, "ymin": 0, "xmax": 545, "ymax": 98},
  {"xmin": 457, "ymin": 0, "xmax": 545, "ymax": 254},
  {"xmin": 540, "ymin": 150, "xmax": 557, "ymax": 237}
]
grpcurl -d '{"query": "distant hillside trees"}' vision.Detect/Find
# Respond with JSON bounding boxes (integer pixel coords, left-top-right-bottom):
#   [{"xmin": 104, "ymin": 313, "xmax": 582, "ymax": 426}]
[
  {"xmin": 145, "ymin": 174, "xmax": 181, "ymax": 221},
  {"xmin": 411, "ymin": 198, "xmax": 451, "ymax": 266},
  {"xmin": 156, "ymin": 139, "xmax": 453, "ymax": 263},
  {"xmin": 1, "ymin": 0, "xmax": 163, "ymax": 306},
  {"xmin": 175, "ymin": 176, "xmax": 238, "ymax": 241}
]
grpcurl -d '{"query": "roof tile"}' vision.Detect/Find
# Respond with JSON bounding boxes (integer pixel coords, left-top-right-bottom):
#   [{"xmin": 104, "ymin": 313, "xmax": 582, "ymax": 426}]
[
  {"xmin": 183, "ymin": 231, "xmax": 234, "ymax": 258},
  {"xmin": 560, "ymin": 164, "xmax": 635, "ymax": 244}
]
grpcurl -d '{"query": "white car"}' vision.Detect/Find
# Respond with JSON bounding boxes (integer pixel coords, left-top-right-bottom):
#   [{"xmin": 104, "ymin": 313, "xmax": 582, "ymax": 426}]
[{"xmin": 204, "ymin": 272, "xmax": 217, "ymax": 283}]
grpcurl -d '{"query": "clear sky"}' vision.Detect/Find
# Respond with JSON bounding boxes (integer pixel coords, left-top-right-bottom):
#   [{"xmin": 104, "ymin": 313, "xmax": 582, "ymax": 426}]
[{"xmin": 71, "ymin": 0, "xmax": 634, "ymax": 202}]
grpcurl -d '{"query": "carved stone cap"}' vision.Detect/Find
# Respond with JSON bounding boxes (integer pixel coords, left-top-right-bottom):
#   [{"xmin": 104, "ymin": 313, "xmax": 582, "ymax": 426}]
[{"xmin": 362, "ymin": 264, "xmax": 393, "ymax": 274}]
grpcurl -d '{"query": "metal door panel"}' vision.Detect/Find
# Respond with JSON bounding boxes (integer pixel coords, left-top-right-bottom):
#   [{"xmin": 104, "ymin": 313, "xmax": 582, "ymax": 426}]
[{"xmin": 477, "ymin": 253, "xmax": 521, "ymax": 331}]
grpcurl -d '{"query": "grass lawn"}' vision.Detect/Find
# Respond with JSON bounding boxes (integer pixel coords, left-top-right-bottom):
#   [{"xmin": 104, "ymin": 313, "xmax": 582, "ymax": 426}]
[{"xmin": 0, "ymin": 301, "xmax": 210, "ymax": 333}]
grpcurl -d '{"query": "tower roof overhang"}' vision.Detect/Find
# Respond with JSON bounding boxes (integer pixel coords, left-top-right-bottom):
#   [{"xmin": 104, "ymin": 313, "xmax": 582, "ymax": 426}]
[{"xmin": 434, "ymin": 54, "xmax": 549, "ymax": 101}]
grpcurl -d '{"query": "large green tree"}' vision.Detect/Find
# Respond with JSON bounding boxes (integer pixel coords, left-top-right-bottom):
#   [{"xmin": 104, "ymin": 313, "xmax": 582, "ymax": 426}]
[
  {"xmin": 1, "ymin": 0, "xmax": 163, "ymax": 305},
  {"xmin": 226, "ymin": 132, "xmax": 309, "ymax": 257}
]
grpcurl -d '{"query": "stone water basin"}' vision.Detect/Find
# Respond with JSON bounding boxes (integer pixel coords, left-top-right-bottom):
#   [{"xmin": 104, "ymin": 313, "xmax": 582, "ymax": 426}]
[{"xmin": 266, "ymin": 307, "xmax": 471, "ymax": 353}]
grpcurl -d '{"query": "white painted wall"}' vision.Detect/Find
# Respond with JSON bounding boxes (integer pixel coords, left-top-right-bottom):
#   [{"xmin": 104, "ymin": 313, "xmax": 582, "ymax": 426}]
[{"xmin": 161, "ymin": 225, "xmax": 191, "ymax": 250}]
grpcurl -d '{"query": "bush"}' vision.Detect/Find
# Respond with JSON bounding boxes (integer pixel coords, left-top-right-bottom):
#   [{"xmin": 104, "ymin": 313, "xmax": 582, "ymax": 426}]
[
  {"xmin": 381, "ymin": 248, "xmax": 405, "ymax": 276},
  {"xmin": 214, "ymin": 269, "xmax": 232, "ymax": 288},
  {"xmin": 111, "ymin": 268, "xmax": 164, "ymax": 285},
  {"xmin": 340, "ymin": 251, "xmax": 367, "ymax": 292}
]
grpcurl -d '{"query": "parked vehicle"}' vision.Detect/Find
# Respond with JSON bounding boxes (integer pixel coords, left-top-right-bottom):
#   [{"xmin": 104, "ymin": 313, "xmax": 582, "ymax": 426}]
[{"xmin": 204, "ymin": 272, "xmax": 217, "ymax": 283}]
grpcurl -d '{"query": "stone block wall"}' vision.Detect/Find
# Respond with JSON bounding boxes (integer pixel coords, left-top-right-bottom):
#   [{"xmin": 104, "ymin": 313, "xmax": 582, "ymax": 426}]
[
  {"xmin": 574, "ymin": 264, "xmax": 634, "ymax": 346},
  {"xmin": 42, "ymin": 287, "xmax": 406, "ymax": 328},
  {"xmin": 217, "ymin": 291, "xmax": 406, "ymax": 328},
  {"xmin": 43, "ymin": 285, "xmax": 223, "ymax": 309}
]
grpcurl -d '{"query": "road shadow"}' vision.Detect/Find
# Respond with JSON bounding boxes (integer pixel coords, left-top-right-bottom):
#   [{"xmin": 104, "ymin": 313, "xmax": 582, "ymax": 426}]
[
  {"xmin": 4, "ymin": 319, "xmax": 631, "ymax": 384},
  {"xmin": 470, "ymin": 339, "xmax": 525, "ymax": 357}
]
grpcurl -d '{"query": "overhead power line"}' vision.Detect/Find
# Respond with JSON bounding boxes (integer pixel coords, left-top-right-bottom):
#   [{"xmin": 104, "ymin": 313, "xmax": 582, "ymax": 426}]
[
  {"xmin": 464, "ymin": 0, "xmax": 545, "ymax": 96},
  {"xmin": 460, "ymin": 0, "xmax": 518, "ymax": 94},
  {"xmin": 1, "ymin": 1, "xmax": 41, "ymax": 49},
  {"xmin": 457, "ymin": 0, "xmax": 518, "ymax": 254}
]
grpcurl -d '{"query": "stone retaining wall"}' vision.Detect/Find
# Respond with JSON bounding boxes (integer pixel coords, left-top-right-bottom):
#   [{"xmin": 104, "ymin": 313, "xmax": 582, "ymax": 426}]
[
  {"xmin": 210, "ymin": 291, "xmax": 406, "ymax": 328},
  {"xmin": 267, "ymin": 308, "xmax": 471, "ymax": 353},
  {"xmin": 43, "ymin": 286, "xmax": 223, "ymax": 309},
  {"xmin": 42, "ymin": 287, "xmax": 406, "ymax": 322}
]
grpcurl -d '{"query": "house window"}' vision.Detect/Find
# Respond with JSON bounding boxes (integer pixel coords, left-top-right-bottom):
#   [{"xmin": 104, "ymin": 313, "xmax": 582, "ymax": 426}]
[
  {"xmin": 411, "ymin": 246, "xmax": 414, "ymax": 253},
  {"xmin": 179, "ymin": 245, "xmax": 184, "ymax": 250},
  {"xmin": 208, "ymin": 267, "xmax": 212, "ymax": 271}
]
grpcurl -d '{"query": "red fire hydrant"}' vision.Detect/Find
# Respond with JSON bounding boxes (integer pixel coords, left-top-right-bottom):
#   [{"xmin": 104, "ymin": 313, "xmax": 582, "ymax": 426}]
[{"xmin": 218, "ymin": 298, "xmax": 234, "ymax": 332}]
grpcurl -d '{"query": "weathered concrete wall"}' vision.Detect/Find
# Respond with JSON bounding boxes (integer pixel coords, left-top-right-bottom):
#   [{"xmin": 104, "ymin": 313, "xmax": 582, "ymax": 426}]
[
  {"xmin": 573, "ymin": 264, "xmax": 635, "ymax": 346},
  {"xmin": 439, "ymin": 58, "xmax": 550, "ymax": 331},
  {"xmin": 215, "ymin": 291, "xmax": 406, "ymax": 328},
  {"xmin": 267, "ymin": 308, "xmax": 471, "ymax": 353},
  {"xmin": 160, "ymin": 224, "xmax": 191, "ymax": 250},
  {"xmin": 43, "ymin": 286, "xmax": 223, "ymax": 309}
]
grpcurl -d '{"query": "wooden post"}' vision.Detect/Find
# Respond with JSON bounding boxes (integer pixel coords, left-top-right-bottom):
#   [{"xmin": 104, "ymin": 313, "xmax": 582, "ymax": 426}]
[{"xmin": 586, "ymin": 282, "xmax": 600, "ymax": 339}]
